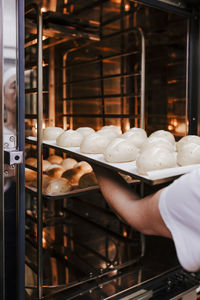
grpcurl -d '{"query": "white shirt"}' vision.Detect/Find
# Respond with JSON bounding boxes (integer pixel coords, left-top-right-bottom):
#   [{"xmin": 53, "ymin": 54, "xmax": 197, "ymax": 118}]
[{"xmin": 159, "ymin": 167, "xmax": 200, "ymax": 272}]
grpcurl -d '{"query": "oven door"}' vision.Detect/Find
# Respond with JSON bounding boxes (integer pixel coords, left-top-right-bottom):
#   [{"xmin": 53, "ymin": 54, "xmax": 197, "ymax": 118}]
[{"xmin": 0, "ymin": 0, "xmax": 25, "ymax": 299}]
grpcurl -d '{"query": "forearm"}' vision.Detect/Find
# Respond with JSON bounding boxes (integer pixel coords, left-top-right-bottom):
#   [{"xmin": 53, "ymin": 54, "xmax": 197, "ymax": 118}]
[{"xmin": 93, "ymin": 164, "xmax": 171, "ymax": 238}]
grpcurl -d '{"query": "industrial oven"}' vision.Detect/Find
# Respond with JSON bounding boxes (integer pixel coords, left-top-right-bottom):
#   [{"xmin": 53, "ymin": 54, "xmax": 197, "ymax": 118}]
[{"xmin": 1, "ymin": 0, "xmax": 200, "ymax": 300}]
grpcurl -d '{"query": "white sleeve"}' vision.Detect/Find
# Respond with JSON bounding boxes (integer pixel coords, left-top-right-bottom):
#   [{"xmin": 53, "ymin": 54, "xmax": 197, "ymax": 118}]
[{"xmin": 159, "ymin": 167, "xmax": 200, "ymax": 272}]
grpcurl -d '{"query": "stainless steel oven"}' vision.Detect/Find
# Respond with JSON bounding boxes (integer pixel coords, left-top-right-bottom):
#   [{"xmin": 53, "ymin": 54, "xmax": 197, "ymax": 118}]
[{"xmin": 1, "ymin": 0, "xmax": 200, "ymax": 300}]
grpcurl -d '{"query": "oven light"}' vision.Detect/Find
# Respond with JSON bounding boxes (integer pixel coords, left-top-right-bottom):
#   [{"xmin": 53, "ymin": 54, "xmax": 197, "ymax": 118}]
[
  {"xmin": 168, "ymin": 125, "xmax": 174, "ymax": 131},
  {"xmin": 125, "ymin": 3, "xmax": 130, "ymax": 11},
  {"xmin": 41, "ymin": 7, "xmax": 47, "ymax": 13}
]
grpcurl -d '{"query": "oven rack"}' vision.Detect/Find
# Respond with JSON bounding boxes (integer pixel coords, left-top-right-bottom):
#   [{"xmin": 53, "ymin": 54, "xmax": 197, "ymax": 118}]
[{"xmin": 25, "ymin": 185, "xmax": 100, "ymax": 200}]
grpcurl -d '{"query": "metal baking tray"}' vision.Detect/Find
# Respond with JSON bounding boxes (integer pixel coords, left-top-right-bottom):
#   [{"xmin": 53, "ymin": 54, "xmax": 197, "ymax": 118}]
[
  {"xmin": 27, "ymin": 136, "xmax": 200, "ymax": 185},
  {"xmin": 25, "ymin": 185, "xmax": 100, "ymax": 200}
]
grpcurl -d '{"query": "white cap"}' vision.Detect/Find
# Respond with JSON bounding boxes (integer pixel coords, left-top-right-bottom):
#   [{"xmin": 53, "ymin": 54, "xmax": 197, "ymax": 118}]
[{"xmin": 3, "ymin": 67, "xmax": 16, "ymax": 86}]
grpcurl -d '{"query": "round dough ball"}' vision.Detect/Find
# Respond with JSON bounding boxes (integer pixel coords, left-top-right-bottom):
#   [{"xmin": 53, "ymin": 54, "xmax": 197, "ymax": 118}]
[
  {"xmin": 177, "ymin": 143, "xmax": 200, "ymax": 166},
  {"xmin": 80, "ymin": 133, "xmax": 110, "ymax": 154},
  {"xmin": 62, "ymin": 166, "xmax": 86, "ymax": 186},
  {"xmin": 61, "ymin": 158, "xmax": 77, "ymax": 170},
  {"xmin": 43, "ymin": 160, "xmax": 51, "ymax": 171},
  {"xmin": 46, "ymin": 167, "xmax": 65, "ymax": 178},
  {"xmin": 103, "ymin": 138, "xmax": 139, "ymax": 163},
  {"xmin": 149, "ymin": 130, "xmax": 175, "ymax": 145},
  {"xmin": 141, "ymin": 137, "xmax": 174, "ymax": 153},
  {"xmin": 97, "ymin": 129, "xmax": 120, "ymax": 140},
  {"xmin": 47, "ymin": 155, "xmax": 63, "ymax": 165},
  {"xmin": 31, "ymin": 174, "xmax": 52, "ymax": 189},
  {"xmin": 136, "ymin": 146, "xmax": 177, "ymax": 175},
  {"xmin": 47, "ymin": 164, "xmax": 63, "ymax": 170},
  {"xmin": 25, "ymin": 168, "xmax": 37, "ymax": 182},
  {"xmin": 176, "ymin": 135, "xmax": 200, "ymax": 152},
  {"xmin": 76, "ymin": 127, "xmax": 95, "ymax": 137},
  {"xmin": 43, "ymin": 127, "xmax": 64, "ymax": 140},
  {"xmin": 122, "ymin": 131, "xmax": 147, "ymax": 148},
  {"xmin": 73, "ymin": 161, "xmax": 93, "ymax": 174},
  {"xmin": 56, "ymin": 130, "xmax": 83, "ymax": 147},
  {"xmin": 45, "ymin": 178, "xmax": 72, "ymax": 195},
  {"xmin": 25, "ymin": 157, "xmax": 37, "ymax": 167},
  {"xmin": 101, "ymin": 125, "xmax": 122, "ymax": 135},
  {"xmin": 79, "ymin": 172, "xmax": 98, "ymax": 188},
  {"xmin": 125, "ymin": 127, "xmax": 147, "ymax": 138}
]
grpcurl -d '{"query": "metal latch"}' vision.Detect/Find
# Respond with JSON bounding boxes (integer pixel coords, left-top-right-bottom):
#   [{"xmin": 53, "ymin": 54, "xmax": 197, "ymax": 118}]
[{"xmin": 4, "ymin": 150, "xmax": 23, "ymax": 165}]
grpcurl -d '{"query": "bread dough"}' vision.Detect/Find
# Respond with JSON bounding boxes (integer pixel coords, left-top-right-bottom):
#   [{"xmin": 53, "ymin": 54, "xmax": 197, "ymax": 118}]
[
  {"xmin": 56, "ymin": 129, "xmax": 83, "ymax": 147},
  {"xmin": 31, "ymin": 174, "xmax": 52, "ymax": 189},
  {"xmin": 76, "ymin": 127, "xmax": 95, "ymax": 137},
  {"xmin": 101, "ymin": 125, "xmax": 122, "ymax": 135},
  {"xmin": 136, "ymin": 146, "xmax": 177, "ymax": 175},
  {"xmin": 43, "ymin": 127, "xmax": 64, "ymax": 140},
  {"xmin": 141, "ymin": 137, "xmax": 174, "ymax": 152},
  {"xmin": 62, "ymin": 166, "xmax": 87, "ymax": 186},
  {"xmin": 45, "ymin": 178, "xmax": 72, "ymax": 195},
  {"xmin": 61, "ymin": 158, "xmax": 77, "ymax": 170},
  {"xmin": 103, "ymin": 138, "xmax": 139, "ymax": 163},
  {"xmin": 176, "ymin": 135, "xmax": 200, "ymax": 152},
  {"xmin": 25, "ymin": 158, "xmax": 51, "ymax": 171},
  {"xmin": 97, "ymin": 129, "xmax": 120, "ymax": 140},
  {"xmin": 43, "ymin": 160, "xmax": 52, "ymax": 171},
  {"xmin": 125, "ymin": 127, "xmax": 147, "ymax": 137},
  {"xmin": 25, "ymin": 157, "xmax": 37, "ymax": 167},
  {"xmin": 46, "ymin": 167, "xmax": 65, "ymax": 178},
  {"xmin": 79, "ymin": 172, "xmax": 98, "ymax": 188},
  {"xmin": 149, "ymin": 130, "xmax": 175, "ymax": 145},
  {"xmin": 73, "ymin": 161, "xmax": 93, "ymax": 174},
  {"xmin": 122, "ymin": 131, "xmax": 147, "ymax": 148},
  {"xmin": 177, "ymin": 143, "xmax": 200, "ymax": 166},
  {"xmin": 25, "ymin": 168, "xmax": 37, "ymax": 182},
  {"xmin": 47, "ymin": 155, "xmax": 63, "ymax": 165},
  {"xmin": 80, "ymin": 133, "xmax": 110, "ymax": 154}
]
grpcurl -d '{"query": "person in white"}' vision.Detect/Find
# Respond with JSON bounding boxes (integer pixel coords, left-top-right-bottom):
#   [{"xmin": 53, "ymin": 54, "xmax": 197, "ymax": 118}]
[{"xmin": 93, "ymin": 164, "xmax": 200, "ymax": 273}]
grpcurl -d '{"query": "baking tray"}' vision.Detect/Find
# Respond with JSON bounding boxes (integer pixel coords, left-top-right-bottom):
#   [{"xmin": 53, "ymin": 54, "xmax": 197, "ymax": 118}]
[
  {"xmin": 26, "ymin": 136, "xmax": 200, "ymax": 185},
  {"xmin": 25, "ymin": 185, "xmax": 100, "ymax": 200}
]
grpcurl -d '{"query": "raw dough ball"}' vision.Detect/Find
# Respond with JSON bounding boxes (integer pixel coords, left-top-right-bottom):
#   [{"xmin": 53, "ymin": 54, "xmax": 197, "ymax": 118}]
[
  {"xmin": 76, "ymin": 127, "xmax": 95, "ymax": 137},
  {"xmin": 122, "ymin": 131, "xmax": 147, "ymax": 148},
  {"xmin": 177, "ymin": 143, "xmax": 200, "ymax": 166},
  {"xmin": 61, "ymin": 158, "xmax": 77, "ymax": 170},
  {"xmin": 73, "ymin": 161, "xmax": 93, "ymax": 174},
  {"xmin": 136, "ymin": 146, "xmax": 177, "ymax": 175},
  {"xmin": 125, "ymin": 127, "xmax": 147, "ymax": 138},
  {"xmin": 25, "ymin": 157, "xmax": 37, "ymax": 167},
  {"xmin": 31, "ymin": 174, "xmax": 52, "ymax": 189},
  {"xmin": 42, "ymin": 160, "xmax": 52, "ymax": 171},
  {"xmin": 43, "ymin": 127, "xmax": 64, "ymax": 140},
  {"xmin": 80, "ymin": 133, "xmax": 110, "ymax": 154},
  {"xmin": 47, "ymin": 155, "xmax": 63, "ymax": 165},
  {"xmin": 45, "ymin": 178, "xmax": 72, "ymax": 195},
  {"xmin": 97, "ymin": 129, "xmax": 120, "ymax": 140},
  {"xmin": 25, "ymin": 168, "xmax": 37, "ymax": 183},
  {"xmin": 149, "ymin": 130, "xmax": 175, "ymax": 145},
  {"xmin": 176, "ymin": 135, "xmax": 200, "ymax": 152},
  {"xmin": 46, "ymin": 167, "xmax": 65, "ymax": 178},
  {"xmin": 101, "ymin": 125, "xmax": 122, "ymax": 135},
  {"xmin": 56, "ymin": 130, "xmax": 83, "ymax": 147},
  {"xmin": 141, "ymin": 137, "xmax": 174, "ymax": 152},
  {"xmin": 79, "ymin": 172, "xmax": 98, "ymax": 188},
  {"xmin": 25, "ymin": 158, "xmax": 51, "ymax": 171},
  {"xmin": 62, "ymin": 166, "xmax": 89, "ymax": 186},
  {"xmin": 103, "ymin": 138, "xmax": 139, "ymax": 163}
]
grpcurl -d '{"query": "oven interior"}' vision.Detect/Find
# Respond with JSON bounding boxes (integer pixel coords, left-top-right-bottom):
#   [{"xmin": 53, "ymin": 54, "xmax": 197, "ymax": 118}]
[{"xmin": 24, "ymin": 1, "xmax": 199, "ymax": 299}]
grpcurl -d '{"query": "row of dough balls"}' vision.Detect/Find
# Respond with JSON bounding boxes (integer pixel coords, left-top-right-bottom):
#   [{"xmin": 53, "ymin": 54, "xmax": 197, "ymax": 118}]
[
  {"xmin": 43, "ymin": 126, "xmax": 200, "ymax": 175},
  {"xmin": 25, "ymin": 155, "xmax": 98, "ymax": 195}
]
